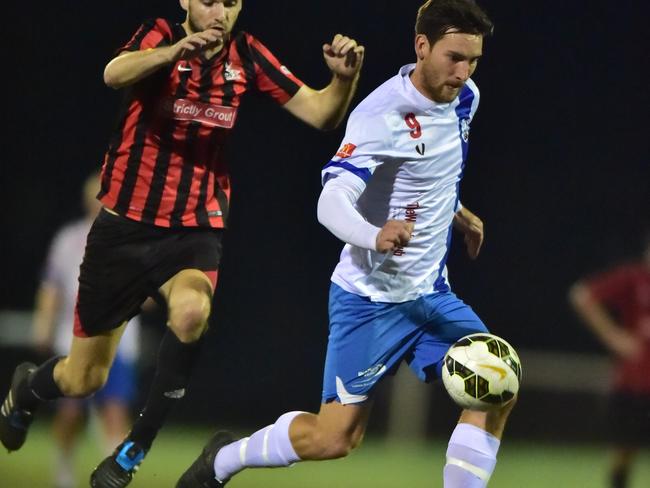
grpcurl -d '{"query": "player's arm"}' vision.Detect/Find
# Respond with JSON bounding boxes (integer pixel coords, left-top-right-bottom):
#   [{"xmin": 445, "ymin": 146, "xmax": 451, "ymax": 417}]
[
  {"xmin": 568, "ymin": 282, "xmax": 641, "ymax": 359},
  {"xmin": 283, "ymin": 34, "xmax": 364, "ymax": 130},
  {"xmin": 317, "ymin": 175, "xmax": 412, "ymax": 253},
  {"xmin": 453, "ymin": 206, "xmax": 484, "ymax": 259},
  {"xmin": 32, "ymin": 284, "xmax": 61, "ymax": 355},
  {"xmin": 103, "ymin": 28, "xmax": 223, "ymax": 89}
]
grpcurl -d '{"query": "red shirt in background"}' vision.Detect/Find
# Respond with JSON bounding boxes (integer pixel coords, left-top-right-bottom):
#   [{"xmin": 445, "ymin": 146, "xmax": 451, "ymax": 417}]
[{"xmin": 586, "ymin": 263, "xmax": 650, "ymax": 394}]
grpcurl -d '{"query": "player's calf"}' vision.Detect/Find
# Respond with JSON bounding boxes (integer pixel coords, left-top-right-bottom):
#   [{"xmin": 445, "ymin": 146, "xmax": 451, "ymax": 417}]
[
  {"xmin": 56, "ymin": 361, "xmax": 111, "ymax": 398},
  {"xmin": 93, "ymin": 330, "xmax": 205, "ymax": 487},
  {"xmin": 299, "ymin": 425, "xmax": 364, "ymax": 460}
]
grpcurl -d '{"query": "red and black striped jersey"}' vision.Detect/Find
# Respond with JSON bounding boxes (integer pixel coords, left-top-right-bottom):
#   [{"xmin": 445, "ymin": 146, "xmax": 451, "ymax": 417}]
[{"xmin": 98, "ymin": 18, "xmax": 304, "ymax": 228}]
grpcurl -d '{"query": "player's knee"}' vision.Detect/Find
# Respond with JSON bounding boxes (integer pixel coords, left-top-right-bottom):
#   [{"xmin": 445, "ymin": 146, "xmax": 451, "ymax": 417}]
[{"xmin": 168, "ymin": 293, "xmax": 211, "ymax": 342}]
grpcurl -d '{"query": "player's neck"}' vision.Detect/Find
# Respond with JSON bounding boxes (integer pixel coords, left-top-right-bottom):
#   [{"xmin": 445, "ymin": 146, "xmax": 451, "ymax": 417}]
[
  {"xmin": 410, "ymin": 67, "xmax": 435, "ymax": 103},
  {"xmin": 203, "ymin": 43, "xmax": 225, "ymax": 59}
]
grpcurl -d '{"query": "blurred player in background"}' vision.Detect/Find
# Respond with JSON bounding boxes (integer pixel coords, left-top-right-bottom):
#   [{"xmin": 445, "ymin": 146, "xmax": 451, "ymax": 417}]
[
  {"xmin": 569, "ymin": 237, "xmax": 650, "ymax": 488},
  {"xmin": 178, "ymin": 2, "xmax": 516, "ymax": 487},
  {"xmin": 0, "ymin": 0, "xmax": 364, "ymax": 487},
  {"xmin": 32, "ymin": 172, "xmax": 141, "ymax": 488}
]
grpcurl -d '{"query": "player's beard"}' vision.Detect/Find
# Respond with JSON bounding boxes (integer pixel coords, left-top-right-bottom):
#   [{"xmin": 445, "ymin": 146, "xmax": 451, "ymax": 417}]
[
  {"xmin": 436, "ymin": 84, "xmax": 462, "ymax": 103},
  {"xmin": 187, "ymin": 8, "xmax": 226, "ymax": 47},
  {"xmin": 423, "ymin": 70, "xmax": 461, "ymax": 103},
  {"xmin": 187, "ymin": 8, "xmax": 203, "ymax": 34}
]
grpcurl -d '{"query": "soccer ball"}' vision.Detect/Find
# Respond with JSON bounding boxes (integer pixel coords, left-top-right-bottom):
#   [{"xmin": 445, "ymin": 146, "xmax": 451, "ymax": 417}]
[{"xmin": 442, "ymin": 333, "xmax": 522, "ymax": 411}]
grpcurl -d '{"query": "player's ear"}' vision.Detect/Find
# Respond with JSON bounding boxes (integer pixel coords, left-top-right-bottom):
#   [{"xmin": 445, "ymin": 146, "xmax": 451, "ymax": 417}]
[
  {"xmin": 179, "ymin": 0, "xmax": 189, "ymax": 13},
  {"xmin": 414, "ymin": 34, "xmax": 431, "ymax": 61}
]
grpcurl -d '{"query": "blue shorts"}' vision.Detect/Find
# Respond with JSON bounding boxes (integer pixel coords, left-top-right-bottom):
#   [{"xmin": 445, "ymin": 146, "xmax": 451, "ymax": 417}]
[{"xmin": 322, "ymin": 283, "xmax": 488, "ymax": 404}]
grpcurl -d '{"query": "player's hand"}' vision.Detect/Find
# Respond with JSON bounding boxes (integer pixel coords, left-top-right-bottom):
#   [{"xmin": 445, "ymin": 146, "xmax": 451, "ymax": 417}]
[
  {"xmin": 453, "ymin": 207, "xmax": 484, "ymax": 259},
  {"xmin": 171, "ymin": 29, "xmax": 224, "ymax": 61},
  {"xmin": 606, "ymin": 328, "xmax": 643, "ymax": 360},
  {"xmin": 376, "ymin": 220, "xmax": 414, "ymax": 253},
  {"xmin": 323, "ymin": 34, "xmax": 365, "ymax": 81}
]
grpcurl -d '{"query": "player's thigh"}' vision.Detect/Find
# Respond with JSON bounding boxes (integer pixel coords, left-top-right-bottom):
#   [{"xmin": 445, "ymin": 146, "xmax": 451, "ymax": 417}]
[
  {"xmin": 423, "ymin": 291, "xmax": 489, "ymax": 341},
  {"xmin": 76, "ymin": 210, "xmax": 153, "ymax": 338},
  {"xmin": 408, "ymin": 291, "xmax": 488, "ymax": 382},
  {"xmin": 159, "ymin": 268, "xmax": 215, "ymax": 302},
  {"xmin": 157, "ymin": 227, "xmax": 223, "ymax": 309},
  {"xmin": 322, "ymin": 284, "xmax": 426, "ymax": 404}
]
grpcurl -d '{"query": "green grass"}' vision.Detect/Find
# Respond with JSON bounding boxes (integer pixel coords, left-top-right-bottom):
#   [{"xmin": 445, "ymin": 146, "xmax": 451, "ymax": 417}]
[{"xmin": 2, "ymin": 422, "xmax": 649, "ymax": 487}]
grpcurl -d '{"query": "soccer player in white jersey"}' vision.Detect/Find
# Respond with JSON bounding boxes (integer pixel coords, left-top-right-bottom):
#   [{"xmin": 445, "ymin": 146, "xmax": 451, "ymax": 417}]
[{"xmin": 177, "ymin": 1, "xmax": 513, "ymax": 487}]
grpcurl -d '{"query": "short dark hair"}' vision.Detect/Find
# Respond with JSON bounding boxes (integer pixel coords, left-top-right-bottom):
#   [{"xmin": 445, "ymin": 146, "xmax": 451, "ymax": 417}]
[{"xmin": 415, "ymin": 0, "xmax": 493, "ymax": 46}]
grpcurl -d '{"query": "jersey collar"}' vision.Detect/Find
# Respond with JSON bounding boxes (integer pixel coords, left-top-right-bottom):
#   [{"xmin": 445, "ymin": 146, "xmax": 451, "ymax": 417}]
[{"xmin": 399, "ymin": 64, "xmax": 453, "ymax": 114}]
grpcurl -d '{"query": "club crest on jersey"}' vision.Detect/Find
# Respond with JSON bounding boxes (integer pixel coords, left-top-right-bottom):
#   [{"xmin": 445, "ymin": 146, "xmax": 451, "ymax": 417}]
[
  {"xmin": 336, "ymin": 143, "xmax": 357, "ymax": 159},
  {"xmin": 224, "ymin": 62, "xmax": 241, "ymax": 82},
  {"xmin": 460, "ymin": 118, "xmax": 471, "ymax": 142}
]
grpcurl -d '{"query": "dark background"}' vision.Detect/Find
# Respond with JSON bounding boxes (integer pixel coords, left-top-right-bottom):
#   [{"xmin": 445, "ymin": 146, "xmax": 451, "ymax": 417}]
[{"xmin": 1, "ymin": 1, "xmax": 648, "ymax": 424}]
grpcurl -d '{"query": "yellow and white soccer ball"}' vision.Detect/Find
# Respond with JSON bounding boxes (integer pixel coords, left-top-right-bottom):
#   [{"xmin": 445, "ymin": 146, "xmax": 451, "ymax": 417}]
[{"xmin": 442, "ymin": 333, "xmax": 522, "ymax": 411}]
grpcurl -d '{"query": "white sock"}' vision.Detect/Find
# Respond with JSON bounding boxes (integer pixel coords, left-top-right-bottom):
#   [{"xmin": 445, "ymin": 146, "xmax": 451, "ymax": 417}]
[
  {"xmin": 55, "ymin": 450, "xmax": 75, "ymax": 488},
  {"xmin": 443, "ymin": 423, "xmax": 500, "ymax": 488},
  {"xmin": 214, "ymin": 411, "xmax": 304, "ymax": 481}
]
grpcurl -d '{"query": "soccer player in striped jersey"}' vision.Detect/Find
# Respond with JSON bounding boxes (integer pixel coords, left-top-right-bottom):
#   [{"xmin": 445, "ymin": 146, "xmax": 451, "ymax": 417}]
[
  {"xmin": 0, "ymin": 1, "xmax": 364, "ymax": 487},
  {"xmin": 177, "ymin": 1, "xmax": 516, "ymax": 487}
]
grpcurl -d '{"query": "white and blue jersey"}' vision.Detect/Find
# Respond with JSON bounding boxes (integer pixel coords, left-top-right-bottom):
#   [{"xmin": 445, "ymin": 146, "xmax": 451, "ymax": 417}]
[
  {"xmin": 322, "ymin": 64, "xmax": 479, "ymax": 303},
  {"xmin": 319, "ymin": 65, "xmax": 487, "ymax": 404}
]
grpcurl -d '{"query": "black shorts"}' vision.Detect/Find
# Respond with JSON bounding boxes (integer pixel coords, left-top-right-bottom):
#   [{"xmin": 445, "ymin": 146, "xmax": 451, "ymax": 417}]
[
  {"xmin": 74, "ymin": 209, "xmax": 224, "ymax": 337},
  {"xmin": 606, "ymin": 391, "xmax": 650, "ymax": 446}
]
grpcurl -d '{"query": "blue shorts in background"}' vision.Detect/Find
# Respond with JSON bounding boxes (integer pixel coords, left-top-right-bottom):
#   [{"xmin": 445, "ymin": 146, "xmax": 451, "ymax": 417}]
[
  {"xmin": 94, "ymin": 353, "xmax": 136, "ymax": 405},
  {"xmin": 59, "ymin": 354, "xmax": 136, "ymax": 410},
  {"xmin": 322, "ymin": 283, "xmax": 488, "ymax": 404}
]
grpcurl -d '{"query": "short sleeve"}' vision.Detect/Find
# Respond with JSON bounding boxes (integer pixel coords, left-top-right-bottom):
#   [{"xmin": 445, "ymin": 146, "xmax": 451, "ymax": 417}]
[
  {"xmin": 246, "ymin": 34, "xmax": 304, "ymax": 105},
  {"xmin": 321, "ymin": 110, "xmax": 392, "ymax": 187},
  {"xmin": 118, "ymin": 18, "xmax": 174, "ymax": 54}
]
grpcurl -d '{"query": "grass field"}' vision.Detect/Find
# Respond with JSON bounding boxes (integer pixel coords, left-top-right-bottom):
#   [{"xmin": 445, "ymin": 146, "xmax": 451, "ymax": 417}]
[{"xmin": 2, "ymin": 422, "xmax": 649, "ymax": 487}]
